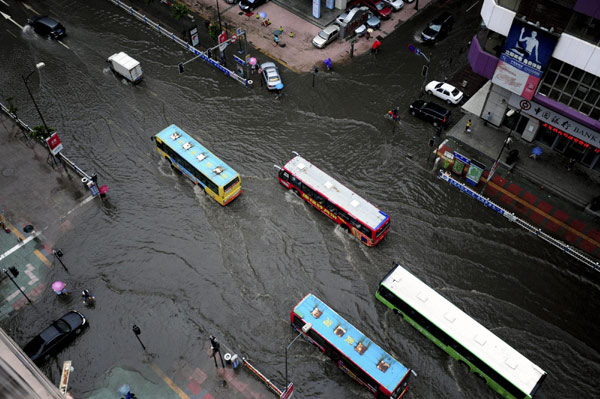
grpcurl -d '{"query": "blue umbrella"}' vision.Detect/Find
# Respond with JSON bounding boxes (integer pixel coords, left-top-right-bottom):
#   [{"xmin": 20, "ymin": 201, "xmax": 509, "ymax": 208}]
[
  {"xmin": 259, "ymin": 11, "xmax": 267, "ymax": 19},
  {"xmin": 532, "ymin": 146, "xmax": 543, "ymax": 156},
  {"xmin": 275, "ymin": 83, "xmax": 284, "ymax": 90},
  {"xmin": 118, "ymin": 384, "xmax": 130, "ymax": 396}
]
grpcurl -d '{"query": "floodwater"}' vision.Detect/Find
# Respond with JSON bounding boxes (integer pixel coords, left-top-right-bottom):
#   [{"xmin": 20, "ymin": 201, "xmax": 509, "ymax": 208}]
[{"xmin": 1, "ymin": 0, "xmax": 600, "ymax": 398}]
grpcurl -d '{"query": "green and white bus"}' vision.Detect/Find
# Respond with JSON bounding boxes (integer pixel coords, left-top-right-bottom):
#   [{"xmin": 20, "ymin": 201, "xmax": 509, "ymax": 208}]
[{"xmin": 376, "ymin": 264, "xmax": 547, "ymax": 399}]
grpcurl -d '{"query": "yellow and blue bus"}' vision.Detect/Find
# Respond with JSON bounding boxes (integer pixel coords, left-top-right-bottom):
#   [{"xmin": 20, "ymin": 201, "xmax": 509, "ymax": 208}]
[
  {"xmin": 291, "ymin": 293, "xmax": 412, "ymax": 398},
  {"xmin": 376, "ymin": 264, "xmax": 547, "ymax": 399},
  {"xmin": 154, "ymin": 124, "xmax": 241, "ymax": 206}
]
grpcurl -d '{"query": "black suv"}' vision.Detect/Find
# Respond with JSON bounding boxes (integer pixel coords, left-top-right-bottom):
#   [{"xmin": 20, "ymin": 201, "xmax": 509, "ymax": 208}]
[
  {"xmin": 421, "ymin": 12, "xmax": 453, "ymax": 43},
  {"xmin": 409, "ymin": 100, "xmax": 451, "ymax": 126},
  {"xmin": 28, "ymin": 16, "xmax": 66, "ymax": 39}
]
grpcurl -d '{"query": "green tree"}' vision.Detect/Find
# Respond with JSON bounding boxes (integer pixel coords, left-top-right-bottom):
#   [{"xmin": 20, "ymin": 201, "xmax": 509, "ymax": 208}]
[
  {"xmin": 208, "ymin": 22, "xmax": 219, "ymax": 42},
  {"xmin": 172, "ymin": 3, "xmax": 189, "ymax": 20},
  {"xmin": 5, "ymin": 96, "xmax": 18, "ymax": 116},
  {"xmin": 29, "ymin": 125, "xmax": 55, "ymax": 141}
]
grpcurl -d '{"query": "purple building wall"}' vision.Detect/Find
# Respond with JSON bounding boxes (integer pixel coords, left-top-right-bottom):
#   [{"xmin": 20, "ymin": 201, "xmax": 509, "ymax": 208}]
[
  {"xmin": 468, "ymin": 35, "xmax": 498, "ymax": 80},
  {"xmin": 534, "ymin": 94, "xmax": 600, "ymax": 133},
  {"xmin": 575, "ymin": 0, "xmax": 600, "ymax": 19}
]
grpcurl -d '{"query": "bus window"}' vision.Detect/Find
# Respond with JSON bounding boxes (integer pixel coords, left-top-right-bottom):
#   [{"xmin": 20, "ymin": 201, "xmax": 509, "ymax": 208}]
[
  {"xmin": 314, "ymin": 192, "xmax": 326, "ymax": 204},
  {"xmin": 303, "ymin": 185, "xmax": 314, "ymax": 198},
  {"xmin": 290, "ymin": 175, "xmax": 299, "ymax": 185},
  {"xmin": 280, "ymin": 170, "xmax": 290, "ymax": 181}
]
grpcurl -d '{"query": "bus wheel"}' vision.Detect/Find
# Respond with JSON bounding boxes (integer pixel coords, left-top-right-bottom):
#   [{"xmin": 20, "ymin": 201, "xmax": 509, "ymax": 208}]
[
  {"xmin": 341, "ymin": 225, "xmax": 350, "ymax": 234},
  {"xmin": 458, "ymin": 360, "xmax": 470, "ymax": 372}
]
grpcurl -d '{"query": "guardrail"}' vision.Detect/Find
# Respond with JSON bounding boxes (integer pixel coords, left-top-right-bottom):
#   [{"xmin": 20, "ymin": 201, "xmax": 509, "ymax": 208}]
[
  {"xmin": 107, "ymin": 0, "xmax": 250, "ymax": 87},
  {"xmin": 1, "ymin": 102, "xmax": 100, "ymax": 196},
  {"xmin": 438, "ymin": 170, "xmax": 600, "ymax": 272}
]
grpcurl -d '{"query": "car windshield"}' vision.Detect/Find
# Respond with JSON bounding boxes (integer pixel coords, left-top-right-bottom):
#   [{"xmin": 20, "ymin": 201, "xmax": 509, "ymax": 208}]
[
  {"xmin": 428, "ymin": 23, "xmax": 442, "ymax": 32},
  {"xmin": 55, "ymin": 319, "xmax": 70, "ymax": 334},
  {"xmin": 376, "ymin": 2, "xmax": 385, "ymax": 10},
  {"xmin": 452, "ymin": 88, "xmax": 460, "ymax": 96},
  {"xmin": 319, "ymin": 31, "xmax": 329, "ymax": 39},
  {"xmin": 268, "ymin": 76, "xmax": 279, "ymax": 82},
  {"xmin": 435, "ymin": 83, "xmax": 443, "ymax": 89}
]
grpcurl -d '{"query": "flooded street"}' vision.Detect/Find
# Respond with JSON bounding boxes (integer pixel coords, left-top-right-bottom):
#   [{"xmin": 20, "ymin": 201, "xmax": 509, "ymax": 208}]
[{"xmin": 1, "ymin": 0, "xmax": 600, "ymax": 398}]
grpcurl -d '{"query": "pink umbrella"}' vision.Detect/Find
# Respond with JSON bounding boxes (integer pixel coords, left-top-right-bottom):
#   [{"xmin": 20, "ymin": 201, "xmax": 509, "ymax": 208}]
[
  {"xmin": 99, "ymin": 185, "xmax": 109, "ymax": 194},
  {"xmin": 249, "ymin": 57, "xmax": 257, "ymax": 66},
  {"xmin": 52, "ymin": 281, "xmax": 66, "ymax": 293}
]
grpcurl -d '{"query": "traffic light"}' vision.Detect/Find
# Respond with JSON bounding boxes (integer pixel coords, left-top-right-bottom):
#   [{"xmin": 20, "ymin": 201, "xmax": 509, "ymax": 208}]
[
  {"xmin": 178, "ymin": 63, "xmax": 184, "ymax": 74},
  {"xmin": 8, "ymin": 266, "xmax": 18, "ymax": 277}
]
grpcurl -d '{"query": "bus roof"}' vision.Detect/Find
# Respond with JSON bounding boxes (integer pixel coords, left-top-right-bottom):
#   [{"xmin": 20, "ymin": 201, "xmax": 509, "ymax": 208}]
[
  {"xmin": 156, "ymin": 124, "xmax": 238, "ymax": 187},
  {"xmin": 294, "ymin": 293, "xmax": 410, "ymax": 393},
  {"xmin": 283, "ymin": 156, "xmax": 388, "ymax": 230},
  {"xmin": 381, "ymin": 265, "xmax": 546, "ymax": 396}
]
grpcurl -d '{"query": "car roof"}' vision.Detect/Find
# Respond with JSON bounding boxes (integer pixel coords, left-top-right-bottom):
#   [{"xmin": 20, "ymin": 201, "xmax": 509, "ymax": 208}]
[
  {"xmin": 261, "ymin": 62, "xmax": 276, "ymax": 69},
  {"xmin": 36, "ymin": 16, "xmax": 60, "ymax": 27},
  {"xmin": 323, "ymin": 25, "xmax": 339, "ymax": 34},
  {"xmin": 425, "ymin": 102, "xmax": 450, "ymax": 114}
]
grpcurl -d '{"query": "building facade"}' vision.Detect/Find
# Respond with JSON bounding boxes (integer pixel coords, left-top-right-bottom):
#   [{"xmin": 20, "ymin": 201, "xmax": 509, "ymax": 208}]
[{"xmin": 469, "ymin": 0, "xmax": 600, "ymax": 169}]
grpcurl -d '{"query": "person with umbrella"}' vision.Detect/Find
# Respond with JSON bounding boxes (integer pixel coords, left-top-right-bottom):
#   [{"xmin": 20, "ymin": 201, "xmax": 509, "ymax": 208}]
[
  {"xmin": 52, "ymin": 281, "xmax": 68, "ymax": 296},
  {"xmin": 529, "ymin": 146, "xmax": 543, "ymax": 160}
]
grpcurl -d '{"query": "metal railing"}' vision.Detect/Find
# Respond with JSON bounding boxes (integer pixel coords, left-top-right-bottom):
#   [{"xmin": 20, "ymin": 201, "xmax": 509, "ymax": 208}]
[
  {"xmin": 107, "ymin": 0, "xmax": 250, "ymax": 86},
  {"xmin": 438, "ymin": 170, "xmax": 600, "ymax": 272}
]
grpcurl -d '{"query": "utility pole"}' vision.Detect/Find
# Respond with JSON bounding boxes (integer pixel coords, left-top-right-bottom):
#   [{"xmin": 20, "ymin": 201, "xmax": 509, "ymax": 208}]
[{"xmin": 3, "ymin": 267, "xmax": 32, "ymax": 304}]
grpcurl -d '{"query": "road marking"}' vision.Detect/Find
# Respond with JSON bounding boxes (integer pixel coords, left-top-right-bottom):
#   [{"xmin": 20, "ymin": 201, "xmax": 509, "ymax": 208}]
[
  {"xmin": 22, "ymin": 2, "xmax": 40, "ymax": 14},
  {"xmin": 34, "ymin": 249, "xmax": 52, "ymax": 266},
  {"xmin": 466, "ymin": 1, "xmax": 480, "ymax": 12},
  {"xmin": 24, "ymin": 263, "xmax": 39, "ymax": 285},
  {"xmin": 0, "ymin": 0, "xmax": 9, "ymax": 7},
  {"xmin": 256, "ymin": 47, "xmax": 300, "ymax": 74},
  {"xmin": 0, "ymin": 11, "xmax": 24, "ymax": 30},
  {"xmin": 57, "ymin": 40, "xmax": 70, "ymax": 50},
  {"xmin": 0, "ymin": 232, "xmax": 40, "ymax": 262},
  {"xmin": 41, "ymin": 194, "xmax": 95, "ymax": 232},
  {"xmin": 149, "ymin": 362, "xmax": 190, "ymax": 399}
]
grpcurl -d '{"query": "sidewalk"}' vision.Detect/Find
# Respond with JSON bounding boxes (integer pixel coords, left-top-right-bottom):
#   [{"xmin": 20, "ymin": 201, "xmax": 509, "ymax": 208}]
[
  {"xmin": 440, "ymin": 110, "xmax": 600, "ymax": 260},
  {"xmin": 180, "ymin": 0, "xmax": 433, "ymax": 72}
]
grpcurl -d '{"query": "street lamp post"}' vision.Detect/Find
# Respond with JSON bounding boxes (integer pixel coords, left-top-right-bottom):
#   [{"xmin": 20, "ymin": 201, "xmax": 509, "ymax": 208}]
[
  {"xmin": 481, "ymin": 108, "xmax": 521, "ymax": 195},
  {"xmin": 285, "ymin": 322, "xmax": 312, "ymax": 389},
  {"xmin": 132, "ymin": 325, "xmax": 146, "ymax": 350},
  {"xmin": 3, "ymin": 267, "xmax": 33, "ymax": 304},
  {"xmin": 215, "ymin": 0, "xmax": 222, "ymax": 33},
  {"xmin": 22, "ymin": 63, "xmax": 50, "ymax": 135}
]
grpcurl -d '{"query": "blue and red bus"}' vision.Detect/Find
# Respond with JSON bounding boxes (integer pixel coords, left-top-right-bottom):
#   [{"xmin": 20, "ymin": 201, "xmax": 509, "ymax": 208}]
[
  {"xmin": 276, "ymin": 153, "xmax": 390, "ymax": 246},
  {"xmin": 291, "ymin": 293, "xmax": 412, "ymax": 398}
]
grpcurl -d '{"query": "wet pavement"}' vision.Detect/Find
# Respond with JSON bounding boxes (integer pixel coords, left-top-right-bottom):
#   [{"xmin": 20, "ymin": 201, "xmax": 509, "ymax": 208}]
[{"xmin": 1, "ymin": 0, "xmax": 600, "ymax": 398}]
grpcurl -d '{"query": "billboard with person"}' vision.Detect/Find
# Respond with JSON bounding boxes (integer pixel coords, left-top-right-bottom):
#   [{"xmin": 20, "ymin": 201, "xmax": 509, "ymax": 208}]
[{"xmin": 492, "ymin": 21, "xmax": 558, "ymax": 100}]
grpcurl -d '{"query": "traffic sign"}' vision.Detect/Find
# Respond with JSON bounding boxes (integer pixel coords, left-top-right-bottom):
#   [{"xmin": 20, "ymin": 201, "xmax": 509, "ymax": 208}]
[
  {"xmin": 236, "ymin": 27, "xmax": 243, "ymax": 36},
  {"xmin": 408, "ymin": 44, "xmax": 415, "ymax": 53},
  {"xmin": 218, "ymin": 31, "xmax": 227, "ymax": 44},
  {"xmin": 415, "ymin": 48, "xmax": 421, "ymax": 55},
  {"xmin": 230, "ymin": 34, "xmax": 237, "ymax": 43},
  {"xmin": 46, "ymin": 132, "xmax": 63, "ymax": 155}
]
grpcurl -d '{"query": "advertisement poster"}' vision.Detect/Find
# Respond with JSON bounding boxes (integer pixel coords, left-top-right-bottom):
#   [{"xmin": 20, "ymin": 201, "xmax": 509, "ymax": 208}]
[
  {"xmin": 326, "ymin": 0, "xmax": 334, "ymax": 9},
  {"xmin": 465, "ymin": 160, "xmax": 485, "ymax": 186},
  {"xmin": 452, "ymin": 152, "xmax": 470, "ymax": 176},
  {"xmin": 312, "ymin": 0, "xmax": 320, "ymax": 18},
  {"xmin": 492, "ymin": 21, "xmax": 557, "ymax": 99}
]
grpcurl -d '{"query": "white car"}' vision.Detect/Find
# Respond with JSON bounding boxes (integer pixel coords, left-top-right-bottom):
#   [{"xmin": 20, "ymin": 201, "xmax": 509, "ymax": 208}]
[
  {"xmin": 312, "ymin": 25, "xmax": 340, "ymax": 49},
  {"xmin": 425, "ymin": 81, "xmax": 464, "ymax": 104},
  {"xmin": 383, "ymin": 0, "xmax": 404, "ymax": 11}
]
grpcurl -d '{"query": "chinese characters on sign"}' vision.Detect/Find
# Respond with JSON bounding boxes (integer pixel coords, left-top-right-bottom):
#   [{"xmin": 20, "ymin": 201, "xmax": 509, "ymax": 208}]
[{"xmin": 492, "ymin": 21, "xmax": 558, "ymax": 100}]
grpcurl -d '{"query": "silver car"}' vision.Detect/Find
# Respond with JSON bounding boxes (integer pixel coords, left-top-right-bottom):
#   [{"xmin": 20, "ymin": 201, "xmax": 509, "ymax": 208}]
[
  {"xmin": 312, "ymin": 25, "xmax": 340, "ymax": 49},
  {"xmin": 383, "ymin": 0, "xmax": 404, "ymax": 11},
  {"xmin": 261, "ymin": 62, "xmax": 282, "ymax": 91}
]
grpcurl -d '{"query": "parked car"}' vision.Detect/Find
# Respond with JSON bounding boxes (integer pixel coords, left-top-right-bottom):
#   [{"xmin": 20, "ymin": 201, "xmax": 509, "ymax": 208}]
[
  {"xmin": 425, "ymin": 81, "xmax": 464, "ymax": 104},
  {"xmin": 421, "ymin": 12, "xmax": 454, "ymax": 43},
  {"xmin": 366, "ymin": 12, "xmax": 381, "ymax": 29},
  {"xmin": 313, "ymin": 25, "xmax": 340, "ymax": 49},
  {"xmin": 239, "ymin": 0, "xmax": 268, "ymax": 11},
  {"xmin": 23, "ymin": 310, "xmax": 88, "ymax": 364},
  {"xmin": 409, "ymin": 100, "xmax": 451, "ymax": 126},
  {"xmin": 382, "ymin": 0, "xmax": 404, "ymax": 11},
  {"xmin": 28, "ymin": 16, "xmax": 66, "ymax": 39},
  {"xmin": 260, "ymin": 62, "xmax": 282, "ymax": 91},
  {"xmin": 360, "ymin": 0, "xmax": 392, "ymax": 19}
]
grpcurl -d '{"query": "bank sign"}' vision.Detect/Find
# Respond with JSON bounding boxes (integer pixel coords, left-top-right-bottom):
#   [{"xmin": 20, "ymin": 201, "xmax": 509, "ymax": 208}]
[{"xmin": 492, "ymin": 21, "xmax": 557, "ymax": 100}]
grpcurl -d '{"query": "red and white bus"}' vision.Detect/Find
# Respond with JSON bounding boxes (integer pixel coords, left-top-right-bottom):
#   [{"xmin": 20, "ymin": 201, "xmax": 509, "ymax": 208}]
[{"xmin": 276, "ymin": 153, "xmax": 390, "ymax": 246}]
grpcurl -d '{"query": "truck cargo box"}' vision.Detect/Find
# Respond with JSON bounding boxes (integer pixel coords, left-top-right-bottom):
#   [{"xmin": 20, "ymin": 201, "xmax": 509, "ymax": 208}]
[{"xmin": 107, "ymin": 52, "xmax": 143, "ymax": 84}]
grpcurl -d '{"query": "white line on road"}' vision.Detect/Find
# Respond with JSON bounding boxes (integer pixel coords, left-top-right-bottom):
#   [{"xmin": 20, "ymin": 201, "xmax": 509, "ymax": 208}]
[
  {"xmin": 58, "ymin": 40, "xmax": 70, "ymax": 50},
  {"xmin": 22, "ymin": 2, "xmax": 39, "ymax": 14},
  {"xmin": 40, "ymin": 194, "xmax": 96, "ymax": 232},
  {"xmin": 0, "ymin": 11, "xmax": 23, "ymax": 30},
  {"xmin": 466, "ymin": 1, "xmax": 480, "ymax": 12},
  {"xmin": 0, "ymin": 0, "xmax": 10, "ymax": 7},
  {"xmin": 0, "ymin": 232, "xmax": 40, "ymax": 262}
]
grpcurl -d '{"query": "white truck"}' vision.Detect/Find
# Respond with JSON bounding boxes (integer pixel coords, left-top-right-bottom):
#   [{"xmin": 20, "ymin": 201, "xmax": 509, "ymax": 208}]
[{"xmin": 107, "ymin": 52, "xmax": 143, "ymax": 84}]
